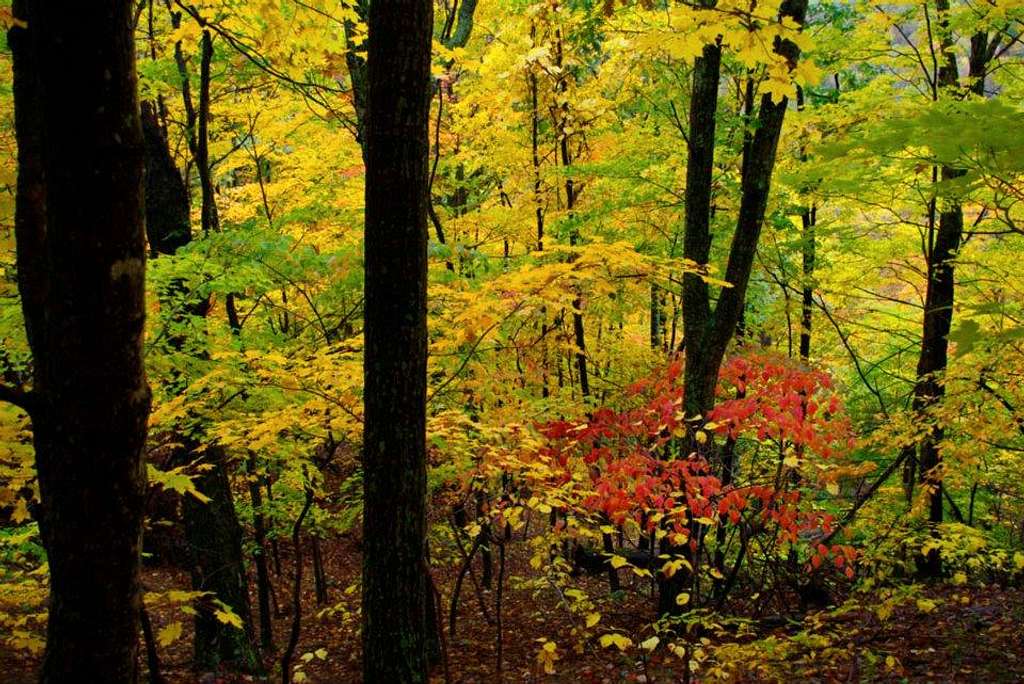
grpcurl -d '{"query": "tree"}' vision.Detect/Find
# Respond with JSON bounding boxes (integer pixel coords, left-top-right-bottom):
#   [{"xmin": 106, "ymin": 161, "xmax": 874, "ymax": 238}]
[
  {"xmin": 666, "ymin": 0, "xmax": 810, "ymax": 614},
  {"xmin": 143, "ymin": 6, "xmax": 260, "ymax": 665},
  {"xmin": 908, "ymin": 0, "xmax": 997, "ymax": 577},
  {"xmin": 4, "ymin": 0, "xmax": 151, "ymax": 680},
  {"xmin": 360, "ymin": 0, "xmax": 434, "ymax": 680}
]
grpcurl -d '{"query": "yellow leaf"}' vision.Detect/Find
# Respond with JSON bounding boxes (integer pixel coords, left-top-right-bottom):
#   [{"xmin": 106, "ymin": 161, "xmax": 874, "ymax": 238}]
[
  {"xmin": 598, "ymin": 633, "xmax": 633, "ymax": 651},
  {"xmin": 675, "ymin": 592, "xmax": 690, "ymax": 606},
  {"xmin": 640, "ymin": 636, "xmax": 660, "ymax": 651},
  {"xmin": 11, "ymin": 497, "xmax": 29, "ymax": 523},
  {"xmin": 157, "ymin": 621, "xmax": 183, "ymax": 647},
  {"xmin": 585, "ymin": 612, "xmax": 601, "ymax": 628},
  {"xmin": 609, "ymin": 555, "xmax": 628, "ymax": 569}
]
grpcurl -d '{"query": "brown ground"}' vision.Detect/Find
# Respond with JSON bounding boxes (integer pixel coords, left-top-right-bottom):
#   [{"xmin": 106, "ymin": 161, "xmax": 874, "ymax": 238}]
[{"xmin": 3, "ymin": 528, "xmax": 1023, "ymax": 683}]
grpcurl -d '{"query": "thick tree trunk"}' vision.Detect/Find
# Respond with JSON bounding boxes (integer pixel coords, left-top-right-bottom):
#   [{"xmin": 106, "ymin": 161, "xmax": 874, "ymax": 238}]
[
  {"xmin": 141, "ymin": 100, "xmax": 191, "ymax": 255},
  {"xmin": 9, "ymin": 1, "xmax": 152, "ymax": 680},
  {"xmin": 679, "ymin": 37, "xmax": 723, "ymax": 426},
  {"xmin": 361, "ymin": 0, "xmax": 433, "ymax": 679}
]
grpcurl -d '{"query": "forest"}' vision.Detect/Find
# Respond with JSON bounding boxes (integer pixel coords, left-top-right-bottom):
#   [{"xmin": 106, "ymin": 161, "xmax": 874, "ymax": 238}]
[{"xmin": 1, "ymin": 0, "xmax": 1023, "ymax": 681}]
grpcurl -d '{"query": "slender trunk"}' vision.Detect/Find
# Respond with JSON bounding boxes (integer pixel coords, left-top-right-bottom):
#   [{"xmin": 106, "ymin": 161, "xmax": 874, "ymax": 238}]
[
  {"xmin": 280, "ymin": 485, "xmax": 314, "ymax": 684},
  {"xmin": 197, "ymin": 29, "xmax": 218, "ymax": 234},
  {"xmin": 267, "ymin": 478, "xmax": 283, "ymax": 577},
  {"xmin": 247, "ymin": 452, "xmax": 275, "ymax": 651},
  {"xmin": 552, "ymin": 28, "xmax": 591, "ymax": 401},
  {"xmin": 650, "ymin": 283, "xmax": 661, "ymax": 350},
  {"xmin": 799, "ymin": 205, "xmax": 816, "ymax": 362},
  {"xmin": 141, "ymin": 604, "xmax": 168, "ymax": 684},
  {"xmin": 911, "ymin": 9, "xmax": 992, "ymax": 577},
  {"xmin": 669, "ymin": 0, "xmax": 809, "ymax": 615},
  {"xmin": 312, "ymin": 536, "xmax": 328, "ymax": 605},
  {"xmin": 529, "ymin": 29, "xmax": 544, "ymax": 253}
]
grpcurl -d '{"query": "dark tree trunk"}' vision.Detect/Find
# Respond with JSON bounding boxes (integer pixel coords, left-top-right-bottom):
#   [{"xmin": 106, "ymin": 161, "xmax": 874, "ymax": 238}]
[
  {"xmin": 679, "ymin": 37, "xmax": 723, "ymax": 426},
  {"xmin": 182, "ymin": 444, "xmax": 261, "ymax": 671},
  {"xmin": 361, "ymin": 0, "xmax": 433, "ymax": 679},
  {"xmin": 8, "ymin": 1, "xmax": 152, "ymax": 680},
  {"xmin": 247, "ymin": 453, "xmax": 275, "ymax": 651},
  {"xmin": 141, "ymin": 100, "xmax": 191, "ymax": 255},
  {"xmin": 343, "ymin": 0, "xmax": 370, "ymax": 154},
  {"xmin": 650, "ymin": 283, "xmax": 662, "ymax": 350},
  {"xmin": 144, "ymin": 82, "xmax": 259, "ymax": 667},
  {"xmin": 169, "ymin": 9, "xmax": 218, "ymax": 235},
  {"xmin": 196, "ymin": 29, "xmax": 218, "ymax": 235},
  {"xmin": 529, "ymin": 31, "xmax": 544, "ymax": 253},
  {"xmin": 799, "ymin": 205, "xmax": 816, "ymax": 363},
  {"xmin": 312, "ymin": 536, "xmax": 328, "ymax": 605},
  {"xmin": 668, "ymin": 0, "xmax": 809, "ymax": 615},
  {"xmin": 911, "ymin": 9, "xmax": 993, "ymax": 578},
  {"xmin": 795, "ymin": 86, "xmax": 816, "ymax": 364}
]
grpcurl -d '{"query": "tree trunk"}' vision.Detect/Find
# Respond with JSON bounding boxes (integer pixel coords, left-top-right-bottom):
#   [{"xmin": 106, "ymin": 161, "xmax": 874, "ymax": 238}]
[
  {"xmin": 668, "ymin": 0, "xmax": 809, "ymax": 614},
  {"xmin": 141, "ymin": 99, "xmax": 191, "ymax": 255},
  {"xmin": 247, "ymin": 453, "xmax": 275, "ymax": 651},
  {"xmin": 196, "ymin": 29, "xmax": 219, "ymax": 235},
  {"xmin": 911, "ymin": 9, "xmax": 993, "ymax": 578},
  {"xmin": 799, "ymin": 205, "xmax": 816, "ymax": 363},
  {"xmin": 9, "ymin": 1, "xmax": 152, "ymax": 680},
  {"xmin": 361, "ymin": 0, "xmax": 433, "ymax": 679},
  {"xmin": 144, "ymin": 77, "xmax": 259, "ymax": 667},
  {"xmin": 182, "ymin": 444, "xmax": 261, "ymax": 671}
]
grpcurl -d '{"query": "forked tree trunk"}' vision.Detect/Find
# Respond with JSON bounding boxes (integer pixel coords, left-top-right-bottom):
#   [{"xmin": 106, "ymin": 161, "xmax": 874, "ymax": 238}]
[{"xmin": 665, "ymin": 0, "xmax": 809, "ymax": 616}]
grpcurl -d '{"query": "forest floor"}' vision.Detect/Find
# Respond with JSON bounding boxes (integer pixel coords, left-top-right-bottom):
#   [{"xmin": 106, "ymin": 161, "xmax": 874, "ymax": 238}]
[{"xmin": 3, "ymin": 527, "xmax": 1024, "ymax": 683}]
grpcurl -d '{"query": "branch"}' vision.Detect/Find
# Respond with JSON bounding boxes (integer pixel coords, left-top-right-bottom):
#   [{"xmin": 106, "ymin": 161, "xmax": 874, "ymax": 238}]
[{"xmin": 821, "ymin": 448, "xmax": 909, "ymax": 546}]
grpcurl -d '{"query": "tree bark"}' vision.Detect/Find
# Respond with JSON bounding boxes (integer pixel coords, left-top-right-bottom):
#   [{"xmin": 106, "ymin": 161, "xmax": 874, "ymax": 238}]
[
  {"xmin": 361, "ymin": 0, "xmax": 433, "ymax": 679},
  {"xmin": 911, "ymin": 6, "xmax": 993, "ymax": 577},
  {"xmin": 247, "ymin": 452, "xmax": 275, "ymax": 651},
  {"xmin": 667, "ymin": 0, "xmax": 809, "ymax": 615},
  {"xmin": 141, "ymin": 99, "xmax": 190, "ymax": 256},
  {"xmin": 9, "ymin": 1, "xmax": 152, "ymax": 680},
  {"xmin": 182, "ymin": 444, "xmax": 261, "ymax": 671}
]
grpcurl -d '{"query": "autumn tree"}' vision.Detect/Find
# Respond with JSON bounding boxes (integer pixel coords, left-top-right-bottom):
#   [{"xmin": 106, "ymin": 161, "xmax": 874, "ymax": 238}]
[
  {"xmin": 3, "ymin": 0, "xmax": 151, "ymax": 680},
  {"xmin": 665, "ymin": 0, "xmax": 810, "ymax": 614},
  {"xmin": 360, "ymin": 0, "xmax": 434, "ymax": 680}
]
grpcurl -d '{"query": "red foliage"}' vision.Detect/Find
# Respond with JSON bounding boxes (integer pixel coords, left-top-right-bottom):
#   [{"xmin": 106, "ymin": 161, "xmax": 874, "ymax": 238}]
[{"xmin": 531, "ymin": 351, "xmax": 857, "ymax": 571}]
